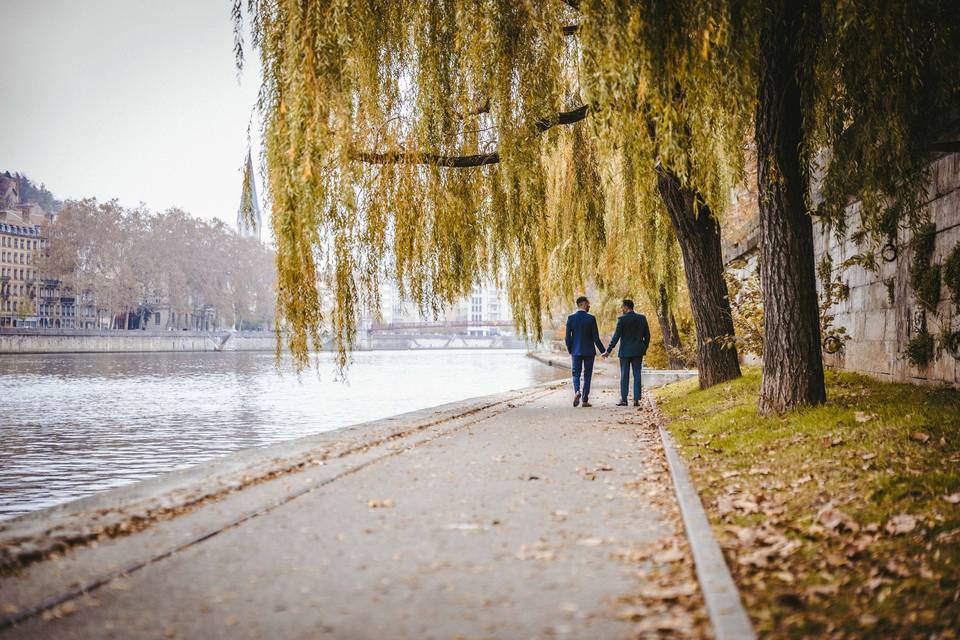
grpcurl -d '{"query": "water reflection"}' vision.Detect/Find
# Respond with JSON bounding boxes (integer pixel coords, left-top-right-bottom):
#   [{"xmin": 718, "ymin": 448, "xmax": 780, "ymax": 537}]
[{"xmin": 0, "ymin": 350, "xmax": 559, "ymax": 520}]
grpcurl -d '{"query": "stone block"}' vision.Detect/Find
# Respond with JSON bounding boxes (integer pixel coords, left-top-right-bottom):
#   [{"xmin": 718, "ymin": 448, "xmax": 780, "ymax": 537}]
[
  {"xmin": 863, "ymin": 310, "xmax": 887, "ymax": 341},
  {"xmin": 928, "ymin": 187, "xmax": 960, "ymax": 230},
  {"xmin": 845, "ymin": 340, "xmax": 892, "ymax": 376},
  {"xmin": 864, "ymin": 282, "xmax": 889, "ymax": 310},
  {"xmin": 934, "ymin": 153, "xmax": 960, "ymax": 198},
  {"xmin": 884, "ymin": 311, "xmax": 899, "ymax": 342},
  {"xmin": 932, "ymin": 350, "xmax": 956, "ymax": 386},
  {"xmin": 849, "ymin": 286, "xmax": 867, "ymax": 310}
]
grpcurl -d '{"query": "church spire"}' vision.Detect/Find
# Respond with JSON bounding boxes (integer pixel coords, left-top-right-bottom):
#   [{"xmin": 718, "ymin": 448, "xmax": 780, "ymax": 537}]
[{"xmin": 237, "ymin": 150, "xmax": 261, "ymax": 241}]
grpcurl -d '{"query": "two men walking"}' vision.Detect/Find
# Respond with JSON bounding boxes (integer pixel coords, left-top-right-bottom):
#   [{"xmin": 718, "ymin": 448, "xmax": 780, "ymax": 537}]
[{"xmin": 565, "ymin": 296, "xmax": 650, "ymax": 408}]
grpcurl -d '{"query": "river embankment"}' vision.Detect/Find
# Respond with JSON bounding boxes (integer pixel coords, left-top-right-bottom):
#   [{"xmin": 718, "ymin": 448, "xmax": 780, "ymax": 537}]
[
  {"xmin": 0, "ymin": 329, "xmax": 275, "ymax": 354},
  {"xmin": 0, "ymin": 330, "xmax": 531, "ymax": 354}
]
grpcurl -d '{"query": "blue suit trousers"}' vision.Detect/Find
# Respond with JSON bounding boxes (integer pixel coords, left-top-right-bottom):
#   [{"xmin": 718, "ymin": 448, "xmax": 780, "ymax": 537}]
[
  {"xmin": 619, "ymin": 356, "xmax": 643, "ymax": 403},
  {"xmin": 571, "ymin": 355, "xmax": 595, "ymax": 401}
]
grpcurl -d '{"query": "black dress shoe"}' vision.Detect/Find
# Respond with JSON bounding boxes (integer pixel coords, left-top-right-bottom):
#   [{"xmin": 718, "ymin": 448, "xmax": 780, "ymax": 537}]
[
  {"xmin": 581, "ymin": 400, "xmax": 592, "ymax": 407},
  {"xmin": 633, "ymin": 400, "xmax": 640, "ymax": 407},
  {"xmin": 573, "ymin": 392, "xmax": 581, "ymax": 407},
  {"xmin": 616, "ymin": 401, "xmax": 628, "ymax": 406}
]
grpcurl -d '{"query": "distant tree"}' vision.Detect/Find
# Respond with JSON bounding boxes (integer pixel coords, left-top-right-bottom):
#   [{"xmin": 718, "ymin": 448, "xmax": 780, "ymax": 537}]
[{"xmin": 41, "ymin": 200, "xmax": 275, "ymax": 331}]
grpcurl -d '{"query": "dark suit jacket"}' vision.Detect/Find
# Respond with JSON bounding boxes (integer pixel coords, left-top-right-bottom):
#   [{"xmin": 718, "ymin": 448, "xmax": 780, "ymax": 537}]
[
  {"xmin": 565, "ymin": 310, "xmax": 606, "ymax": 356},
  {"xmin": 606, "ymin": 311, "xmax": 651, "ymax": 358}
]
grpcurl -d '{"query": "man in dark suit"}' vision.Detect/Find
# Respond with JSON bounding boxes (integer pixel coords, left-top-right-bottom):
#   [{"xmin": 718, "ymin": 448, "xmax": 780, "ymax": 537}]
[
  {"xmin": 565, "ymin": 296, "xmax": 606, "ymax": 408},
  {"xmin": 603, "ymin": 299, "xmax": 651, "ymax": 406}
]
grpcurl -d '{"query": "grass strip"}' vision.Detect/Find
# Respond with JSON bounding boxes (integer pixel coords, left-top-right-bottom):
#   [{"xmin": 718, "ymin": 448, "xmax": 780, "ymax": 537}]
[{"xmin": 655, "ymin": 367, "xmax": 960, "ymax": 638}]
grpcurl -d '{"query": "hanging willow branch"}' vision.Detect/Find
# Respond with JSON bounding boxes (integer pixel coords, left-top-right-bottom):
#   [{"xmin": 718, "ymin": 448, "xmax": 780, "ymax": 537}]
[{"xmin": 238, "ymin": 0, "xmax": 749, "ymax": 371}]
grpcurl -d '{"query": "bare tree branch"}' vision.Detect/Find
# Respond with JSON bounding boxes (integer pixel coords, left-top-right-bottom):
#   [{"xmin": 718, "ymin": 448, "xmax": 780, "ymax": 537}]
[
  {"xmin": 354, "ymin": 105, "xmax": 589, "ymax": 168},
  {"xmin": 928, "ymin": 141, "xmax": 960, "ymax": 153}
]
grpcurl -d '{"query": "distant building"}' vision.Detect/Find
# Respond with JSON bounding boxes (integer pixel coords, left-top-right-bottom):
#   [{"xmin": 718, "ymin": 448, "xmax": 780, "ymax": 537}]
[
  {"xmin": 377, "ymin": 280, "xmax": 514, "ymax": 337},
  {"xmin": 0, "ymin": 206, "xmax": 46, "ymax": 327},
  {"xmin": 0, "ymin": 179, "xmax": 94, "ymax": 328},
  {"xmin": 237, "ymin": 151, "xmax": 262, "ymax": 241}
]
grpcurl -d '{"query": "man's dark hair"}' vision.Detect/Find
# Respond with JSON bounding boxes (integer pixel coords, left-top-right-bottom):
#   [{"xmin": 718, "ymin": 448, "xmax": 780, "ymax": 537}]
[
  {"xmin": 576, "ymin": 295, "xmax": 589, "ymax": 306},
  {"xmin": 622, "ymin": 298, "xmax": 635, "ymax": 310}
]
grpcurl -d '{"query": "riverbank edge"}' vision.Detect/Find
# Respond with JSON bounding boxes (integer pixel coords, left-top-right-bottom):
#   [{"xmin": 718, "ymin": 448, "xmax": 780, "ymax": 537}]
[
  {"xmin": 0, "ymin": 378, "xmax": 563, "ymax": 572},
  {"xmin": 0, "ymin": 332, "xmax": 275, "ymax": 354}
]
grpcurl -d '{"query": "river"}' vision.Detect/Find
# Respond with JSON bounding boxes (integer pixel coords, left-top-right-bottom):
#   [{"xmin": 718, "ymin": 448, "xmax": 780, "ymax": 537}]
[{"xmin": 0, "ymin": 350, "xmax": 560, "ymax": 520}]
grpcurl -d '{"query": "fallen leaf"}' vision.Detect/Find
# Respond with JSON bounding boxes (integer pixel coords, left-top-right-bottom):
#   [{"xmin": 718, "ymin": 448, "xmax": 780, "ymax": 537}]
[
  {"xmin": 716, "ymin": 495, "xmax": 735, "ymax": 515},
  {"xmin": 806, "ymin": 584, "xmax": 839, "ymax": 599},
  {"xmin": 739, "ymin": 548, "xmax": 771, "ymax": 568},
  {"xmin": 578, "ymin": 537, "xmax": 604, "ymax": 547},
  {"xmin": 911, "ymin": 432, "xmax": 931, "ymax": 443},
  {"xmin": 885, "ymin": 514, "xmax": 917, "ymax": 535},
  {"xmin": 854, "ymin": 411, "xmax": 874, "ymax": 423},
  {"xmin": 368, "ymin": 498, "xmax": 395, "ymax": 508},
  {"xmin": 861, "ymin": 452, "xmax": 877, "ymax": 461},
  {"xmin": 773, "ymin": 570, "xmax": 796, "ymax": 584},
  {"xmin": 884, "ymin": 559, "xmax": 911, "ymax": 578},
  {"xmin": 733, "ymin": 497, "xmax": 760, "ymax": 514},
  {"xmin": 817, "ymin": 504, "xmax": 860, "ymax": 533},
  {"xmin": 637, "ymin": 583, "xmax": 697, "ymax": 600},
  {"xmin": 653, "ymin": 548, "xmax": 686, "ymax": 563},
  {"xmin": 615, "ymin": 606, "xmax": 644, "ymax": 621},
  {"xmin": 943, "ymin": 493, "xmax": 960, "ymax": 505}
]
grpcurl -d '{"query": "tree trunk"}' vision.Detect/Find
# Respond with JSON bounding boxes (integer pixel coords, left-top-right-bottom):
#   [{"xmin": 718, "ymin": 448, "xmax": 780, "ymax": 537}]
[
  {"xmin": 656, "ymin": 283, "xmax": 685, "ymax": 369},
  {"xmin": 656, "ymin": 167, "xmax": 741, "ymax": 388},
  {"xmin": 670, "ymin": 312, "xmax": 682, "ymax": 361},
  {"xmin": 755, "ymin": 0, "xmax": 826, "ymax": 414}
]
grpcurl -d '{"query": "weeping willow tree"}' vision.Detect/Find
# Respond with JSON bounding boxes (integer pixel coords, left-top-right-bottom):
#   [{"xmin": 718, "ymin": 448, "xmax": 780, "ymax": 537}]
[
  {"xmin": 236, "ymin": 0, "xmax": 960, "ymax": 413},
  {"xmin": 234, "ymin": 0, "xmax": 757, "ymax": 389}
]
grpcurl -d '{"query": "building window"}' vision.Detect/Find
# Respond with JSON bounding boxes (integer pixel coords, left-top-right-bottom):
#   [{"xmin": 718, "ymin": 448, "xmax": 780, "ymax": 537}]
[{"xmin": 471, "ymin": 296, "xmax": 482, "ymax": 323}]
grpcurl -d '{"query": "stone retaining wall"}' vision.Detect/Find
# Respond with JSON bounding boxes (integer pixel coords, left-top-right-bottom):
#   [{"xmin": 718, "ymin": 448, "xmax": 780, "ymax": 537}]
[
  {"xmin": 723, "ymin": 151, "xmax": 960, "ymax": 387},
  {"xmin": 815, "ymin": 152, "xmax": 960, "ymax": 385},
  {"xmin": 0, "ymin": 331, "xmax": 277, "ymax": 354}
]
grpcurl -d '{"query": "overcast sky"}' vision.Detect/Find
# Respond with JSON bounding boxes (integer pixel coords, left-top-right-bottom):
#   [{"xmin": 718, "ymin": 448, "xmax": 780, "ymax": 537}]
[{"xmin": 0, "ymin": 0, "xmax": 263, "ymax": 227}]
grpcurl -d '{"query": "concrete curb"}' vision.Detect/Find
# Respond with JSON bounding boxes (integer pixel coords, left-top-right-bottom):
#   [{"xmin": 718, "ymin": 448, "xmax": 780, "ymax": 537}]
[{"xmin": 649, "ymin": 396, "xmax": 756, "ymax": 640}]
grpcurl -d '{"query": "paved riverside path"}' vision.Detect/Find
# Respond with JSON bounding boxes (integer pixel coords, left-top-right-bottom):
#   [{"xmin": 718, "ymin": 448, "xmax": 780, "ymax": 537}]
[{"xmin": 1, "ymin": 372, "xmax": 710, "ymax": 639}]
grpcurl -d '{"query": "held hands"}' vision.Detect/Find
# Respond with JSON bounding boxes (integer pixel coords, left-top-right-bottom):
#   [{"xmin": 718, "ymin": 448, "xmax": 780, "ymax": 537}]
[{"xmin": 601, "ymin": 351, "xmax": 610, "ymax": 359}]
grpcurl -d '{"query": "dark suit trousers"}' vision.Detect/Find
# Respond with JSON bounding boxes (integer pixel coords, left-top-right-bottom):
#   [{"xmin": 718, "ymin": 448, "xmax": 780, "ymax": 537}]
[
  {"xmin": 571, "ymin": 355, "xmax": 595, "ymax": 400},
  {"xmin": 619, "ymin": 356, "xmax": 643, "ymax": 402}
]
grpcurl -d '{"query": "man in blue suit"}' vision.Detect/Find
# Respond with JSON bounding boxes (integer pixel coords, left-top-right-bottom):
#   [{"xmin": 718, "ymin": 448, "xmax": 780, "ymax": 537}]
[
  {"xmin": 565, "ymin": 296, "xmax": 606, "ymax": 408},
  {"xmin": 603, "ymin": 299, "xmax": 651, "ymax": 406}
]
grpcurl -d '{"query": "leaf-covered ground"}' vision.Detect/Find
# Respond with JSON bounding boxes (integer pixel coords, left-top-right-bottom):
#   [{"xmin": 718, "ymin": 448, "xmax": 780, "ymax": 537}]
[{"xmin": 655, "ymin": 368, "xmax": 960, "ymax": 638}]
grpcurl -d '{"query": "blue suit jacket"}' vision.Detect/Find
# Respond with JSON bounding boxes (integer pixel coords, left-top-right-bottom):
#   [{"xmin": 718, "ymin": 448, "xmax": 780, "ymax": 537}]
[
  {"xmin": 565, "ymin": 310, "xmax": 606, "ymax": 356},
  {"xmin": 606, "ymin": 311, "xmax": 651, "ymax": 358}
]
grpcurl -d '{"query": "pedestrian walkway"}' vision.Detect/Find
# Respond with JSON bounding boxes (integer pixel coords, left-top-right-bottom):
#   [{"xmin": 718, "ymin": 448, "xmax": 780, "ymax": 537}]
[{"xmin": 1, "ymin": 376, "xmax": 711, "ymax": 639}]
